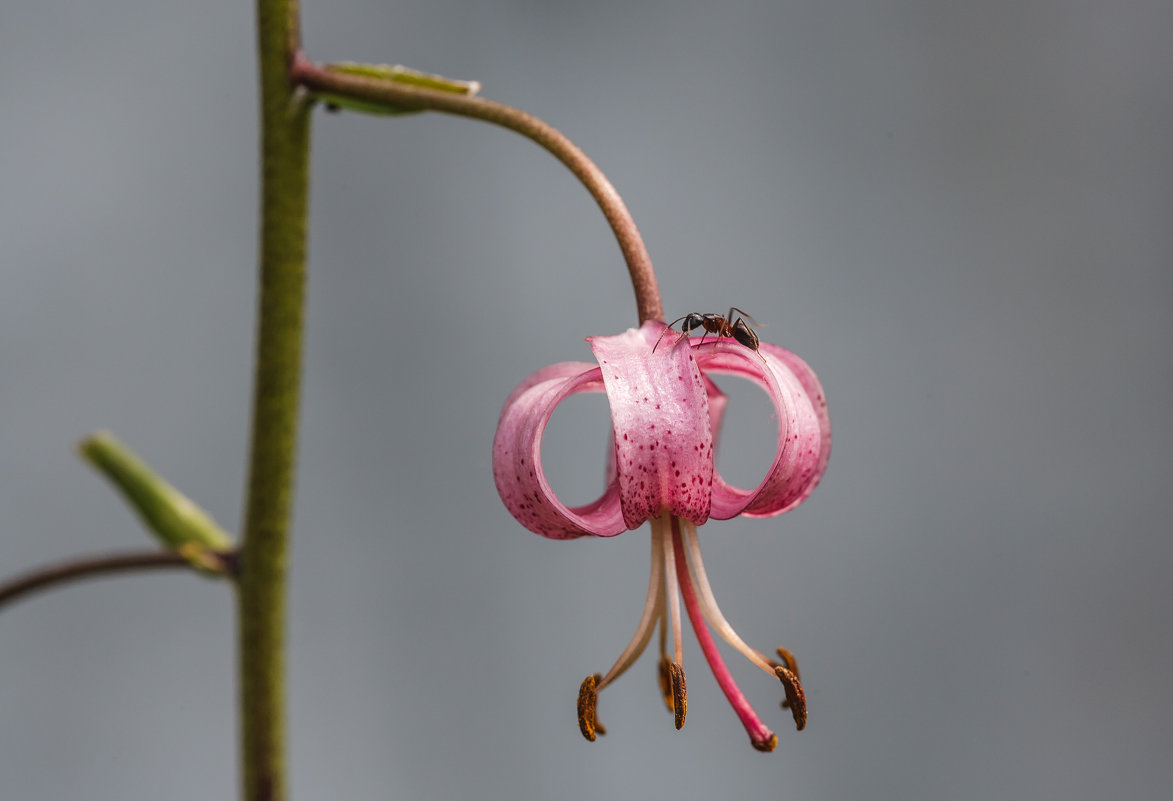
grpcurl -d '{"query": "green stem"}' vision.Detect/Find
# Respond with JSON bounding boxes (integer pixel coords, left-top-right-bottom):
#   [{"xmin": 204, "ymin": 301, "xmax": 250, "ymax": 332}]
[
  {"xmin": 239, "ymin": 2, "xmax": 309, "ymax": 800},
  {"xmin": 290, "ymin": 53, "xmax": 664, "ymax": 325}
]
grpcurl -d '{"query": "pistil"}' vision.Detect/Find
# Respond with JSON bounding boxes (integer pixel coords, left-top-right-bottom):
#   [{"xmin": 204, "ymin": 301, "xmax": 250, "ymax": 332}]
[
  {"xmin": 679, "ymin": 518, "xmax": 808, "ymax": 730},
  {"xmin": 671, "ymin": 517, "xmax": 777, "ymax": 752}
]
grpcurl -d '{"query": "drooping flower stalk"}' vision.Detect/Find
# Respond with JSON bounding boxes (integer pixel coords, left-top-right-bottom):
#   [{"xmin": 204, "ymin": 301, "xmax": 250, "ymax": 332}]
[{"xmin": 289, "ymin": 53, "xmax": 663, "ymax": 325}]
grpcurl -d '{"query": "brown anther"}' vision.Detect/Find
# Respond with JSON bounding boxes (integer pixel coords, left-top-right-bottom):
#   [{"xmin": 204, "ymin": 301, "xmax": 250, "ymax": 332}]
[
  {"xmin": 774, "ymin": 646, "xmax": 800, "ymax": 679},
  {"xmin": 751, "ymin": 734, "xmax": 779, "ymax": 753},
  {"xmin": 772, "ymin": 646, "xmax": 802, "ymax": 711},
  {"xmin": 657, "ymin": 656, "xmax": 675, "ymax": 713},
  {"xmin": 774, "ymin": 665, "xmax": 807, "ymax": 731},
  {"xmin": 577, "ymin": 674, "xmax": 606, "ymax": 741},
  {"xmin": 668, "ymin": 662, "xmax": 687, "ymax": 730}
]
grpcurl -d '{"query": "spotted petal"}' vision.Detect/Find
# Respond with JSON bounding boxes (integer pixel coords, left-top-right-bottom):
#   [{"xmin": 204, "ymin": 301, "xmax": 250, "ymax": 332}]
[
  {"xmin": 588, "ymin": 325, "xmax": 714, "ymax": 528},
  {"xmin": 696, "ymin": 341, "xmax": 830, "ymax": 519},
  {"xmin": 492, "ymin": 361, "xmax": 626, "ymax": 539},
  {"xmin": 493, "ymin": 322, "xmax": 829, "ymax": 540}
]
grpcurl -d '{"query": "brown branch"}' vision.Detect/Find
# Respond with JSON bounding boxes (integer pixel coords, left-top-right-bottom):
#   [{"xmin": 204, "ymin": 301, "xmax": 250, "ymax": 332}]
[{"xmin": 0, "ymin": 549, "xmax": 204, "ymax": 611}]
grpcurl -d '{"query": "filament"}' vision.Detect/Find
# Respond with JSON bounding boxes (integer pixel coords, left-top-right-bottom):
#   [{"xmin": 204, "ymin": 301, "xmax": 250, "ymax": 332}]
[
  {"xmin": 661, "ymin": 517, "xmax": 684, "ymax": 666},
  {"xmin": 597, "ymin": 518, "xmax": 667, "ymax": 690},
  {"xmin": 679, "ymin": 519, "xmax": 777, "ymax": 676}
]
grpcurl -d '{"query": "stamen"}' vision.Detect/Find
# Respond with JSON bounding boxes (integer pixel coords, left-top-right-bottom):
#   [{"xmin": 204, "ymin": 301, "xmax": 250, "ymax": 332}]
[
  {"xmin": 774, "ymin": 646, "xmax": 800, "ymax": 677},
  {"xmin": 577, "ymin": 674, "xmax": 606, "ymax": 741},
  {"xmin": 682, "ymin": 520, "xmax": 809, "ymax": 730},
  {"xmin": 656, "ymin": 598, "xmax": 675, "ymax": 713},
  {"xmin": 671, "ymin": 518, "xmax": 777, "ymax": 752},
  {"xmin": 679, "ymin": 519, "xmax": 777, "ymax": 676},
  {"xmin": 770, "ymin": 646, "xmax": 807, "ymax": 727},
  {"xmin": 596, "ymin": 518, "xmax": 668, "ymax": 691},
  {"xmin": 668, "ymin": 661, "xmax": 687, "ymax": 730},
  {"xmin": 658, "ymin": 593, "xmax": 668, "ymax": 662},
  {"xmin": 657, "ymin": 654, "xmax": 674, "ymax": 712},
  {"xmin": 774, "ymin": 665, "xmax": 807, "ymax": 731},
  {"xmin": 662, "ymin": 519, "xmax": 684, "ymax": 667},
  {"xmin": 657, "ymin": 654, "xmax": 689, "ymax": 728},
  {"xmin": 660, "ymin": 517, "xmax": 689, "ymax": 730},
  {"xmin": 581, "ymin": 521, "xmax": 671, "ymax": 742}
]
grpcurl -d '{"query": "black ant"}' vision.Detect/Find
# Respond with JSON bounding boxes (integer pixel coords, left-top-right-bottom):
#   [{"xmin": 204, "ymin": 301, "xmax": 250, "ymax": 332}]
[{"xmin": 652, "ymin": 307, "xmax": 761, "ymax": 353}]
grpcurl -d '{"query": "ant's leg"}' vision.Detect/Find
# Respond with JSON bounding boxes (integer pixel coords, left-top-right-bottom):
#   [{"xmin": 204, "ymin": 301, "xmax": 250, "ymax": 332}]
[
  {"xmin": 653, "ymin": 315, "xmax": 693, "ymax": 352},
  {"xmin": 728, "ymin": 307, "xmax": 760, "ymax": 327}
]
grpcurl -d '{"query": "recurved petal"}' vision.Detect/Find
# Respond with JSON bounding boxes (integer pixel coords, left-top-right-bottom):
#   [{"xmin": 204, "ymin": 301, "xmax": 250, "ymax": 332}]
[
  {"xmin": 493, "ymin": 361, "xmax": 627, "ymax": 539},
  {"xmin": 755, "ymin": 342, "xmax": 830, "ymax": 515},
  {"xmin": 697, "ymin": 341, "xmax": 829, "ymax": 520},
  {"xmin": 588, "ymin": 324, "xmax": 714, "ymax": 529},
  {"xmin": 703, "ymin": 374, "xmax": 729, "ymax": 452}
]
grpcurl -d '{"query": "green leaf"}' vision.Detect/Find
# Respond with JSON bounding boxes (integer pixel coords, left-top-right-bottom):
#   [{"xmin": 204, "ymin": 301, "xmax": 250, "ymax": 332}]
[
  {"xmin": 318, "ymin": 62, "xmax": 482, "ymax": 116},
  {"xmin": 79, "ymin": 431, "xmax": 233, "ymax": 574}
]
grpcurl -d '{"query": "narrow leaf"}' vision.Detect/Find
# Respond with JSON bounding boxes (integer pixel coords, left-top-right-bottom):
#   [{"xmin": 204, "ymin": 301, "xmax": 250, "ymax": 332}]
[
  {"xmin": 318, "ymin": 62, "xmax": 482, "ymax": 116},
  {"xmin": 79, "ymin": 431, "xmax": 233, "ymax": 574}
]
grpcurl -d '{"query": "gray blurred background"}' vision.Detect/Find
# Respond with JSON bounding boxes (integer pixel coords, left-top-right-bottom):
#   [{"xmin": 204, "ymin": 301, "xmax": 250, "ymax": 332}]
[{"xmin": 2, "ymin": 1, "xmax": 1170, "ymax": 798}]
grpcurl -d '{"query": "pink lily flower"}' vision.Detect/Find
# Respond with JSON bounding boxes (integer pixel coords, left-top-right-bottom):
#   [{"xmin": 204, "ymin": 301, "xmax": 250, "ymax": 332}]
[{"xmin": 493, "ymin": 320, "xmax": 830, "ymax": 751}]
